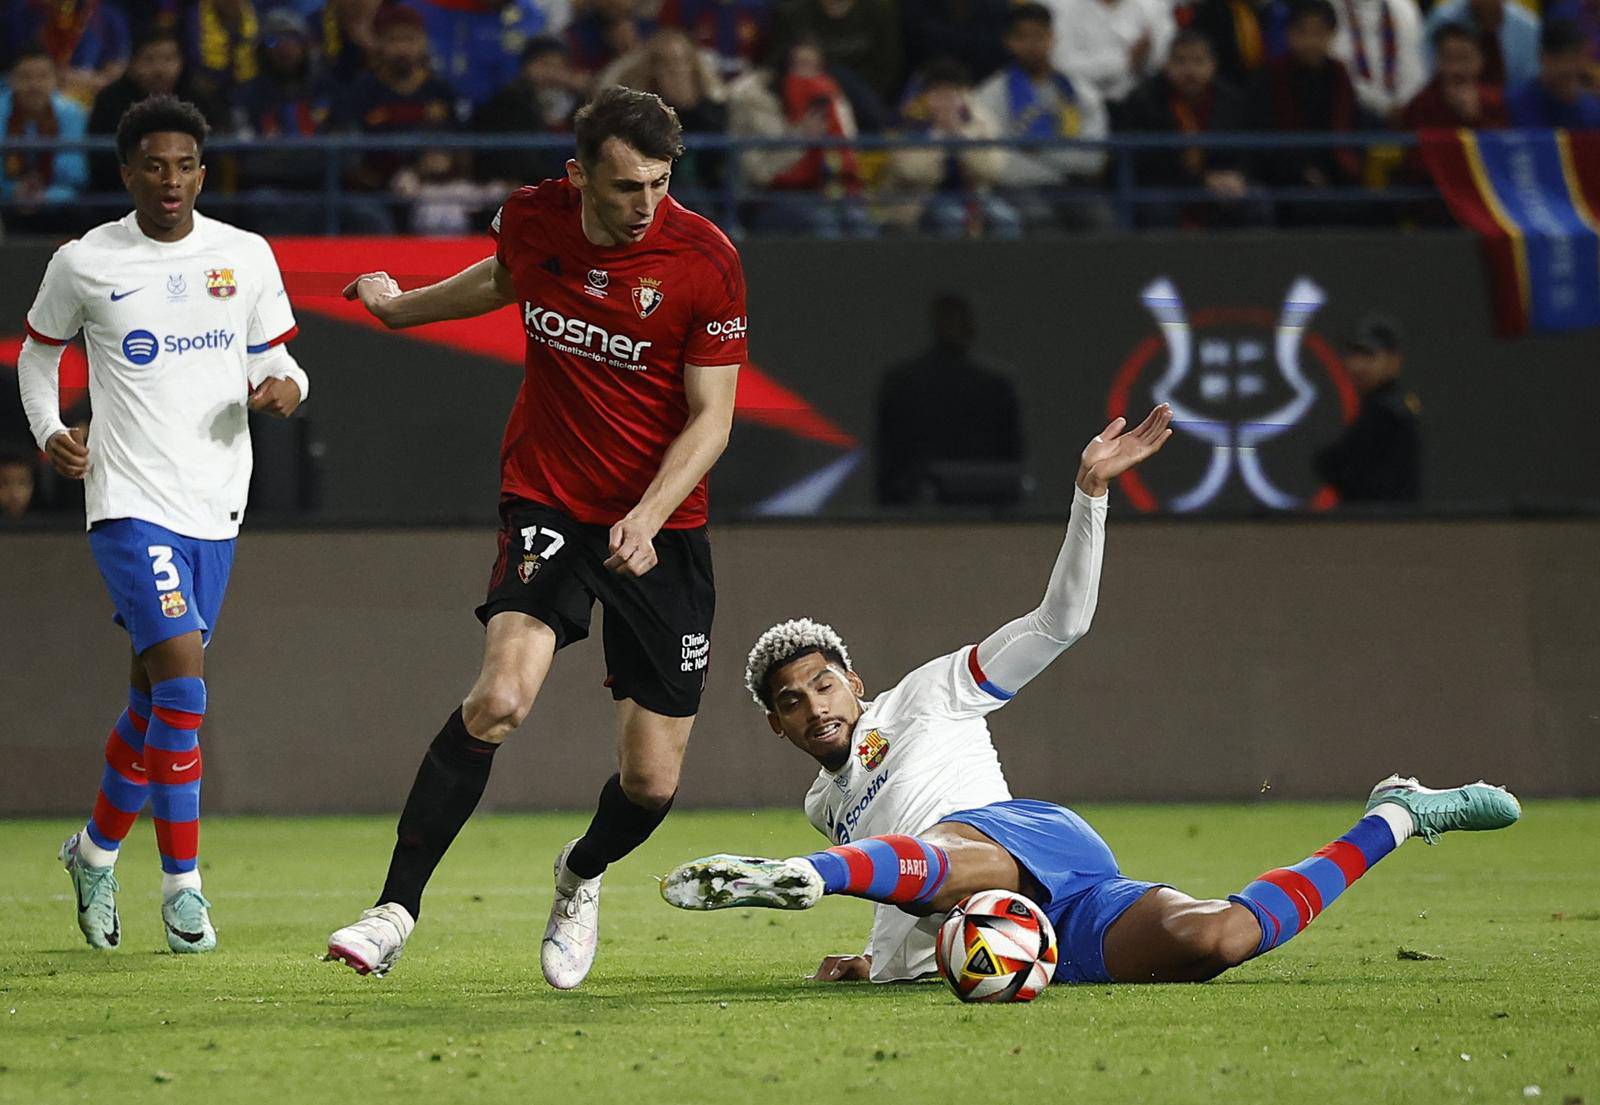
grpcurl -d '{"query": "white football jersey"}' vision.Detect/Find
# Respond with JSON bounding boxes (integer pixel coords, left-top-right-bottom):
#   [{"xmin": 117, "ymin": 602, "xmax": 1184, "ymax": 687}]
[
  {"xmin": 803, "ymin": 646, "xmax": 1015, "ymax": 983},
  {"xmin": 24, "ymin": 211, "xmax": 303, "ymax": 539}
]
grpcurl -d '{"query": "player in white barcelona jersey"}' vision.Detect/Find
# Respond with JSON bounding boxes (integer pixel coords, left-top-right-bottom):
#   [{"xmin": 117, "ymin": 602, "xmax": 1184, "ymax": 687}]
[
  {"xmin": 663, "ymin": 405, "xmax": 1520, "ymax": 986},
  {"xmin": 17, "ymin": 96, "xmax": 309, "ymax": 955}
]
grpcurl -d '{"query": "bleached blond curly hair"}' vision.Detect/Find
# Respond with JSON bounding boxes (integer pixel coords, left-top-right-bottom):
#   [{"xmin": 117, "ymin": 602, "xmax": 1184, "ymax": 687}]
[{"xmin": 744, "ymin": 618, "xmax": 853, "ymax": 710}]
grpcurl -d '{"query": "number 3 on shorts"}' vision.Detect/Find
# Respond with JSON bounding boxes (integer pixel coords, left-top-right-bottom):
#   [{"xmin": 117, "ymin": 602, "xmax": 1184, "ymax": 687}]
[{"xmin": 147, "ymin": 545, "xmax": 180, "ymax": 592}]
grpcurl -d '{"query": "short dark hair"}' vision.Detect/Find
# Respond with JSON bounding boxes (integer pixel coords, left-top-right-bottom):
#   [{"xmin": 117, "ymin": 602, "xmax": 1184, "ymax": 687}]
[
  {"xmin": 521, "ymin": 33, "xmax": 567, "ymax": 65},
  {"xmin": 573, "ymin": 85, "xmax": 685, "ymax": 166},
  {"xmin": 757, "ymin": 646, "xmax": 848, "ymax": 709},
  {"xmin": 116, "ymin": 94, "xmax": 210, "ymax": 164},
  {"xmin": 131, "ymin": 26, "xmax": 182, "ymax": 57},
  {"xmin": 1431, "ymin": 21, "xmax": 1480, "ymax": 51},
  {"xmin": 9, "ymin": 42, "xmax": 53, "ymax": 71},
  {"xmin": 1007, "ymin": 2, "xmax": 1053, "ymax": 31},
  {"xmin": 920, "ymin": 57, "xmax": 972, "ymax": 90},
  {"xmin": 1171, "ymin": 28, "xmax": 1215, "ymax": 55},
  {"xmin": 1540, "ymin": 19, "xmax": 1585, "ymax": 55},
  {"xmin": 1287, "ymin": 0, "xmax": 1338, "ymax": 31}
]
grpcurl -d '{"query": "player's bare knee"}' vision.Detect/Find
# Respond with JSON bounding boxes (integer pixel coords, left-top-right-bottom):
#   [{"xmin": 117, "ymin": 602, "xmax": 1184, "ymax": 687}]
[
  {"xmin": 463, "ymin": 683, "xmax": 535, "ymax": 740},
  {"xmin": 618, "ymin": 770, "xmax": 677, "ymax": 811}
]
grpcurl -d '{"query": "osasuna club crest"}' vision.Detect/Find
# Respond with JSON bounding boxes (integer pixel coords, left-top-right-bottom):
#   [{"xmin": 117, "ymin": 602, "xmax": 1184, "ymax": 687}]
[
  {"xmin": 518, "ymin": 554, "xmax": 541, "ymax": 584},
  {"xmin": 633, "ymin": 277, "xmax": 664, "ymax": 319}
]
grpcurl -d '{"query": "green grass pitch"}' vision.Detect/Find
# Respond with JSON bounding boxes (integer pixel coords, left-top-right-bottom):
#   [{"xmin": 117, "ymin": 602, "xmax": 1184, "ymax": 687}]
[{"xmin": 2, "ymin": 803, "xmax": 1597, "ymax": 1105}]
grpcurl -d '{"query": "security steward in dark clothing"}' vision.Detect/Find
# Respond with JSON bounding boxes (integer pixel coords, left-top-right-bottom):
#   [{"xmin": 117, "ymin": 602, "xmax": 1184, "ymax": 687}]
[{"xmin": 1314, "ymin": 314, "xmax": 1420, "ymax": 503}]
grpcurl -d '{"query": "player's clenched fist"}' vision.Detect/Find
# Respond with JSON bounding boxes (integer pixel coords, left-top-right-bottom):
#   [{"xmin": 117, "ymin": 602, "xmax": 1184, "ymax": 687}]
[
  {"xmin": 342, "ymin": 271, "xmax": 402, "ymax": 323},
  {"xmin": 248, "ymin": 376, "xmax": 303, "ymax": 418},
  {"xmin": 45, "ymin": 426, "xmax": 89, "ymax": 479},
  {"xmin": 605, "ymin": 515, "xmax": 660, "ymax": 577}
]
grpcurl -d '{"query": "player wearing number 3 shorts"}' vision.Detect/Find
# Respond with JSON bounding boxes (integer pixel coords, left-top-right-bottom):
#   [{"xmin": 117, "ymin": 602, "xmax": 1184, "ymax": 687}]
[
  {"xmin": 17, "ymin": 97, "xmax": 310, "ymax": 955},
  {"xmin": 325, "ymin": 87, "xmax": 747, "ymax": 989}
]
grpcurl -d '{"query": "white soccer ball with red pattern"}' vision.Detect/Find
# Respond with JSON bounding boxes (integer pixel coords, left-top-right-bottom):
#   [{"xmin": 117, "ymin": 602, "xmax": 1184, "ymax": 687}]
[{"xmin": 934, "ymin": 889, "xmax": 1057, "ymax": 1003}]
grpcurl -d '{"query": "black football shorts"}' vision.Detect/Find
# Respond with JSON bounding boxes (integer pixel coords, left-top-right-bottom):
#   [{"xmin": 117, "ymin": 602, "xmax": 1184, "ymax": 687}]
[{"xmin": 477, "ymin": 497, "xmax": 715, "ymax": 718}]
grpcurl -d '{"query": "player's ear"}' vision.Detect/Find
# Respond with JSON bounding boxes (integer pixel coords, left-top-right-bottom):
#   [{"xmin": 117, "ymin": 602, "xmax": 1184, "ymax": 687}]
[
  {"xmin": 565, "ymin": 157, "xmax": 585, "ymax": 189},
  {"xmin": 847, "ymin": 670, "xmax": 865, "ymax": 698},
  {"xmin": 196, "ymin": 162, "xmax": 206, "ymax": 195},
  {"xmin": 766, "ymin": 712, "xmax": 784, "ymax": 737}
]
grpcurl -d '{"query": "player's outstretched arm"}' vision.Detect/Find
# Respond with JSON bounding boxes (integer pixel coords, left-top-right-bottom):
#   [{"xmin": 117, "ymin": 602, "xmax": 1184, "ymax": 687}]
[
  {"xmin": 971, "ymin": 404, "xmax": 1173, "ymax": 699},
  {"xmin": 341, "ymin": 256, "xmax": 517, "ymax": 330},
  {"xmin": 603, "ymin": 362, "xmax": 739, "ymax": 578}
]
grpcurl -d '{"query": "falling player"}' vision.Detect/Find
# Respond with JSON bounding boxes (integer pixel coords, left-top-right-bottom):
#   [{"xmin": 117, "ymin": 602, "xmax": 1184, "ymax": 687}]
[
  {"xmin": 661, "ymin": 405, "xmax": 1520, "ymax": 985},
  {"xmin": 18, "ymin": 95, "xmax": 309, "ymax": 953},
  {"xmin": 326, "ymin": 87, "xmax": 746, "ymax": 988}
]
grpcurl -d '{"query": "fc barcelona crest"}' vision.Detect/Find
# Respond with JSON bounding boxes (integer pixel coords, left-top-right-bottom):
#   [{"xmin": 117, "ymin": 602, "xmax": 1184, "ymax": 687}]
[
  {"xmin": 206, "ymin": 268, "xmax": 237, "ymax": 299},
  {"xmin": 633, "ymin": 277, "xmax": 665, "ymax": 319},
  {"xmin": 160, "ymin": 591, "xmax": 189, "ymax": 619},
  {"xmin": 857, "ymin": 729, "xmax": 889, "ymax": 770}
]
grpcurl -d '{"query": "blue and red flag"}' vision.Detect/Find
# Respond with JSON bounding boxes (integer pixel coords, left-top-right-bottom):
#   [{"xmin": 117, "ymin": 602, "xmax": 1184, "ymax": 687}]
[{"xmin": 1421, "ymin": 128, "xmax": 1600, "ymax": 336}]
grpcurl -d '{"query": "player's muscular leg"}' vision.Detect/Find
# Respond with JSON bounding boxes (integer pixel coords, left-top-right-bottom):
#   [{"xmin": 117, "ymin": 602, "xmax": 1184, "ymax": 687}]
[
  {"xmin": 910, "ymin": 822, "xmax": 1033, "ymax": 916},
  {"xmin": 461, "ymin": 612, "xmax": 558, "ymax": 743},
  {"xmin": 138, "ymin": 631, "xmax": 204, "ymax": 682},
  {"xmin": 1100, "ymin": 887, "xmax": 1261, "ymax": 982},
  {"xmin": 615, "ymin": 700, "xmax": 693, "ymax": 809}
]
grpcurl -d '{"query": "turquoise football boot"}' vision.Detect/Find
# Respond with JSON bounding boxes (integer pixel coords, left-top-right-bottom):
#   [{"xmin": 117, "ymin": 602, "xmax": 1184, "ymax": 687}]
[
  {"xmin": 59, "ymin": 831, "xmax": 121, "ymax": 949},
  {"xmin": 1366, "ymin": 774, "xmax": 1521, "ymax": 844},
  {"xmin": 660, "ymin": 854, "xmax": 824, "ymax": 911},
  {"xmin": 162, "ymin": 888, "xmax": 217, "ymax": 953}
]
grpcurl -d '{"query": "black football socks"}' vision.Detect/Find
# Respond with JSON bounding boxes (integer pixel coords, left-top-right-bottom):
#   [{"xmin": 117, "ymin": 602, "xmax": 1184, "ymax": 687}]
[
  {"xmin": 377, "ymin": 707, "xmax": 499, "ymax": 919},
  {"xmin": 564, "ymin": 773, "xmax": 676, "ymax": 880}
]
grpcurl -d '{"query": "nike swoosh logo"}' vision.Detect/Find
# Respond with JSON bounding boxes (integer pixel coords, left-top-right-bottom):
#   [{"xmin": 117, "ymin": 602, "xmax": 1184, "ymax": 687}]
[
  {"xmin": 166, "ymin": 921, "xmax": 205, "ymax": 943},
  {"xmin": 172, "ymin": 758, "xmax": 198, "ymax": 772},
  {"xmin": 110, "ymin": 288, "xmax": 143, "ymax": 301},
  {"xmin": 75, "ymin": 882, "xmax": 89, "ymax": 914},
  {"xmin": 132, "ymin": 762, "xmax": 144, "ymax": 773}
]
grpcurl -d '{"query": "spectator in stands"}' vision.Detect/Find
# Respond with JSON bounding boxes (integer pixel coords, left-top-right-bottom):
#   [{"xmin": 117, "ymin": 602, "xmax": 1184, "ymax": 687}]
[
  {"xmin": 875, "ymin": 293, "xmax": 1026, "ymax": 508},
  {"xmin": 888, "ymin": 59, "xmax": 1020, "ymax": 238},
  {"xmin": 1424, "ymin": 0, "xmax": 1538, "ymax": 88},
  {"xmin": 1328, "ymin": 0, "xmax": 1426, "ymax": 120},
  {"xmin": 472, "ymin": 35, "xmax": 582, "ymax": 187},
  {"xmin": 185, "ymin": 0, "xmax": 262, "ymax": 110},
  {"xmin": 974, "ymin": 3, "xmax": 1112, "ymax": 231},
  {"xmin": 341, "ymin": 4, "xmax": 459, "ymax": 197},
  {"xmin": 1506, "ymin": 19, "xmax": 1600, "ymax": 126},
  {"xmin": 660, "ymin": 0, "xmax": 773, "ymax": 77},
  {"xmin": 1, "ymin": 45, "xmax": 88, "ymax": 233},
  {"xmin": 321, "ymin": 0, "xmax": 381, "ymax": 83},
  {"xmin": 1116, "ymin": 29, "xmax": 1264, "ymax": 228},
  {"xmin": 1182, "ymin": 0, "xmax": 1269, "ymax": 89},
  {"xmin": 767, "ymin": 0, "xmax": 902, "ymax": 105},
  {"xmin": 1044, "ymin": 0, "xmax": 1176, "ymax": 106},
  {"xmin": 232, "ymin": 6, "xmax": 340, "ymax": 225},
  {"xmin": 1403, "ymin": 22, "xmax": 1509, "ymax": 128},
  {"xmin": 1256, "ymin": 0, "xmax": 1363, "ymax": 224},
  {"xmin": 902, "ymin": 0, "xmax": 1014, "ymax": 86},
  {"xmin": 411, "ymin": 0, "xmax": 571, "ymax": 111},
  {"xmin": 88, "ymin": 27, "xmax": 214, "ymax": 191},
  {"xmin": 568, "ymin": 0, "xmax": 656, "ymax": 73},
  {"xmin": 1542, "ymin": 0, "xmax": 1598, "ymax": 91},
  {"xmin": 727, "ymin": 35, "xmax": 877, "ymax": 236},
  {"xmin": 3, "ymin": 0, "xmax": 130, "ymax": 103},
  {"xmin": 600, "ymin": 26, "xmax": 729, "ymax": 187},
  {"xmin": 0, "ymin": 446, "xmax": 38, "ymax": 521},
  {"xmin": 1313, "ymin": 313, "xmax": 1419, "ymax": 504}
]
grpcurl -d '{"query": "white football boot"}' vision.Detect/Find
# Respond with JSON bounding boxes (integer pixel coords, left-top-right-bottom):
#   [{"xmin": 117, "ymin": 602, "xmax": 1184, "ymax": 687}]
[
  {"xmin": 660, "ymin": 853, "xmax": 824, "ymax": 911},
  {"xmin": 325, "ymin": 903, "xmax": 415, "ymax": 977},
  {"xmin": 540, "ymin": 839, "xmax": 602, "ymax": 990}
]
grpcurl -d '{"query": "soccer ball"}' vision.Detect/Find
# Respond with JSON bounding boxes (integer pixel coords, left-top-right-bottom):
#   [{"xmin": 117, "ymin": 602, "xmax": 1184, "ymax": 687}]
[{"xmin": 934, "ymin": 889, "xmax": 1058, "ymax": 1003}]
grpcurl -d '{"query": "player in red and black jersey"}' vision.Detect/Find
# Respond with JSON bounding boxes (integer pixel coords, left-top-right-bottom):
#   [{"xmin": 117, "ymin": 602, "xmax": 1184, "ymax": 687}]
[{"xmin": 325, "ymin": 88, "xmax": 747, "ymax": 989}]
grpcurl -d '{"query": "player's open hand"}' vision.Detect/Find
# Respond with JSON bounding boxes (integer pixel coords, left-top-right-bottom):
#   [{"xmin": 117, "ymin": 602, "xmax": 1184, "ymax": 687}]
[
  {"xmin": 248, "ymin": 376, "xmax": 302, "ymax": 418},
  {"xmin": 342, "ymin": 271, "xmax": 402, "ymax": 324},
  {"xmin": 810, "ymin": 954, "xmax": 872, "ymax": 982},
  {"xmin": 1076, "ymin": 404, "xmax": 1173, "ymax": 496},
  {"xmin": 45, "ymin": 426, "xmax": 89, "ymax": 479},
  {"xmin": 605, "ymin": 514, "xmax": 660, "ymax": 577}
]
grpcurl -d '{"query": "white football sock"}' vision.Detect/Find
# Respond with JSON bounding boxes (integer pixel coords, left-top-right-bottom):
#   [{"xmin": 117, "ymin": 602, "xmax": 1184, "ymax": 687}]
[
  {"xmin": 1370, "ymin": 802, "xmax": 1415, "ymax": 848},
  {"xmin": 76, "ymin": 828, "xmax": 119, "ymax": 868},
  {"xmin": 162, "ymin": 870, "xmax": 203, "ymax": 899}
]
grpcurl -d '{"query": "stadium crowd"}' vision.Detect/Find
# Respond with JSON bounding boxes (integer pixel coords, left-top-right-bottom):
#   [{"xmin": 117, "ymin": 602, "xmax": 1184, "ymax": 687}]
[{"xmin": 1, "ymin": 0, "xmax": 1598, "ymax": 236}]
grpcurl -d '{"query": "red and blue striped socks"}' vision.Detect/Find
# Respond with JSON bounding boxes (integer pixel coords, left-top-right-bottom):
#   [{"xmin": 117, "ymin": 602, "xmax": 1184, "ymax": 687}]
[
  {"xmin": 145, "ymin": 677, "xmax": 206, "ymax": 893},
  {"xmin": 1230, "ymin": 809, "xmax": 1410, "ymax": 955},
  {"xmin": 803, "ymin": 835, "xmax": 950, "ymax": 907},
  {"xmin": 82, "ymin": 687, "xmax": 153, "ymax": 865}
]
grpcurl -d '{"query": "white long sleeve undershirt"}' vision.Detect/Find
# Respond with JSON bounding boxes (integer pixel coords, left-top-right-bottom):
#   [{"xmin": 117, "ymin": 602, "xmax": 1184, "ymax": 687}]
[
  {"xmin": 17, "ymin": 336, "xmax": 70, "ymax": 450},
  {"xmin": 972, "ymin": 484, "xmax": 1107, "ymax": 695}
]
